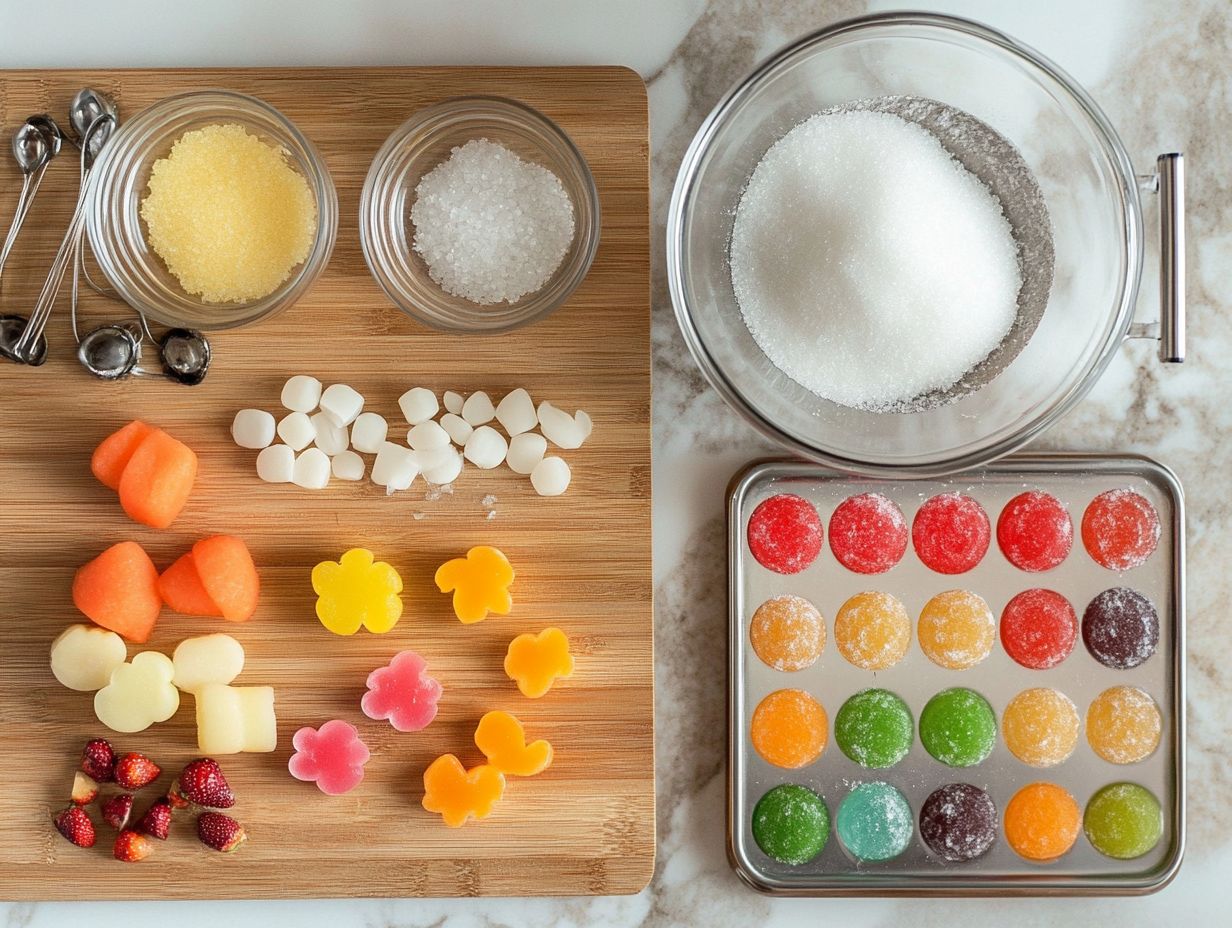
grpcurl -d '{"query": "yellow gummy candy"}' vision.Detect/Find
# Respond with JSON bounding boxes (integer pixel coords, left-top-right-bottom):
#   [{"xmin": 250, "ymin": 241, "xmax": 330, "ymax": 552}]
[{"xmin": 312, "ymin": 548, "xmax": 404, "ymax": 636}]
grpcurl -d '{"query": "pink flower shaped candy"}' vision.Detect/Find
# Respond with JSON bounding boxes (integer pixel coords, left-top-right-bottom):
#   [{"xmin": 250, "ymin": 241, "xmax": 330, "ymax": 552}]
[
  {"xmin": 288, "ymin": 720, "xmax": 371, "ymax": 795},
  {"xmin": 361, "ymin": 650, "xmax": 443, "ymax": 732}
]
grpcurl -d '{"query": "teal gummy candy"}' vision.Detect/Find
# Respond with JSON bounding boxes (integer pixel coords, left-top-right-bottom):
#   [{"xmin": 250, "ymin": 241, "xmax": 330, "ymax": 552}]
[{"xmin": 836, "ymin": 781, "xmax": 913, "ymax": 862}]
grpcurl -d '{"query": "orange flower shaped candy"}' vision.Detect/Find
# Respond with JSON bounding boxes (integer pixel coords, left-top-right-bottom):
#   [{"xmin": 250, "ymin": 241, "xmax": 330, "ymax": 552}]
[
  {"xmin": 312, "ymin": 548, "xmax": 403, "ymax": 636},
  {"xmin": 504, "ymin": 627, "xmax": 574, "ymax": 698},
  {"xmin": 434, "ymin": 546, "xmax": 514, "ymax": 624},
  {"xmin": 475, "ymin": 710, "xmax": 553, "ymax": 777},
  {"xmin": 421, "ymin": 754, "xmax": 505, "ymax": 827}
]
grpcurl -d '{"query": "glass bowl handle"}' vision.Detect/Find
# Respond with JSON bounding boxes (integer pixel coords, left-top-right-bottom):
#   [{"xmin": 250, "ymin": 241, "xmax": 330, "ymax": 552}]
[{"xmin": 1129, "ymin": 153, "xmax": 1185, "ymax": 363}]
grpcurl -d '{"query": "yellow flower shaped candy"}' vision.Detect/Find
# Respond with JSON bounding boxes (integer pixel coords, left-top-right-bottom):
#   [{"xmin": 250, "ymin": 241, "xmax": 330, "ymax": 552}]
[
  {"xmin": 504, "ymin": 627, "xmax": 574, "ymax": 698},
  {"xmin": 312, "ymin": 548, "xmax": 404, "ymax": 636},
  {"xmin": 434, "ymin": 545, "xmax": 514, "ymax": 624}
]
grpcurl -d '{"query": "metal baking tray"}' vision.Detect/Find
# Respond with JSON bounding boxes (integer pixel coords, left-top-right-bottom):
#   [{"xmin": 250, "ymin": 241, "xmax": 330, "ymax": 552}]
[{"xmin": 727, "ymin": 454, "xmax": 1185, "ymax": 895}]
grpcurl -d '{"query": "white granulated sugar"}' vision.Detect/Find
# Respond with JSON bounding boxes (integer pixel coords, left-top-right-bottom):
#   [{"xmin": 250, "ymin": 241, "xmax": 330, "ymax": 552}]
[
  {"xmin": 730, "ymin": 110, "xmax": 1022, "ymax": 410},
  {"xmin": 411, "ymin": 139, "xmax": 575, "ymax": 305}
]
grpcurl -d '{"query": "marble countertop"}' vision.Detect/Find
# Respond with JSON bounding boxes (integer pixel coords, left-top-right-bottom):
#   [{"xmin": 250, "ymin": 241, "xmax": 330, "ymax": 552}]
[{"xmin": 3, "ymin": 0, "xmax": 1227, "ymax": 924}]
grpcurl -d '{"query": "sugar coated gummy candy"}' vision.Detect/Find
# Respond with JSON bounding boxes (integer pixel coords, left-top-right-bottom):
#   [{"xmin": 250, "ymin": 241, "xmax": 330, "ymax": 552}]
[
  {"xmin": 1002, "ymin": 687, "xmax": 1080, "ymax": 768},
  {"xmin": 834, "ymin": 689, "xmax": 913, "ymax": 769},
  {"xmin": 919, "ymin": 687, "xmax": 996, "ymax": 768},
  {"xmin": 1082, "ymin": 588, "xmax": 1159, "ymax": 670},
  {"xmin": 836, "ymin": 781, "xmax": 913, "ymax": 862},
  {"xmin": 746, "ymin": 494, "xmax": 823, "ymax": 575},
  {"xmin": 1084, "ymin": 782, "xmax": 1163, "ymax": 859},
  {"xmin": 918, "ymin": 783, "xmax": 997, "ymax": 862},
  {"xmin": 997, "ymin": 491, "xmax": 1072, "ymax": 572},
  {"xmin": 918, "ymin": 589, "xmax": 995, "ymax": 671},
  {"xmin": 752, "ymin": 784, "xmax": 830, "ymax": 865},
  {"xmin": 834, "ymin": 591, "xmax": 911, "ymax": 670},
  {"xmin": 1000, "ymin": 588, "xmax": 1077, "ymax": 670},
  {"xmin": 912, "ymin": 493, "xmax": 990, "ymax": 574},
  {"xmin": 749, "ymin": 595, "xmax": 825, "ymax": 672},
  {"xmin": 1081, "ymin": 489, "xmax": 1160, "ymax": 571},
  {"xmin": 1004, "ymin": 782, "xmax": 1081, "ymax": 861},
  {"xmin": 1086, "ymin": 685, "xmax": 1161, "ymax": 764},
  {"xmin": 828, "ymin": 493, "xmax": 907, "ymax": 574},
  {"xmin": 750, "ymin": 689, "xmax": 827, "ymax": 769}
]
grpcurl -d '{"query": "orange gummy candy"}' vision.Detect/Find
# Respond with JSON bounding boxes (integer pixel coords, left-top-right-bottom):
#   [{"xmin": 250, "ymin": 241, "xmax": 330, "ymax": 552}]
[
  {"xmin": 749, "ymin": 594, "xmax": 825, "ymax": 672},
  {"xmin": 475, "ymin": 710, "xmax": 553, "ymax": 777},
  {"xmin": 750, "ymin": 688, "xmax": 827, "ymax": 769},
  {"xmin": 1004, "ymin": 782, "xmax": 1081, "ymax": 861},
  {"xmin": 434, "ymin": 546, "xmax": 514, "ymax": 624},
  {"xmin": 504, "ymin": 628, "xmax": 574, "ymax": 698},
  {"xmin": 421, "ymin": 754, "xmax": 505, "ymax": 827}
]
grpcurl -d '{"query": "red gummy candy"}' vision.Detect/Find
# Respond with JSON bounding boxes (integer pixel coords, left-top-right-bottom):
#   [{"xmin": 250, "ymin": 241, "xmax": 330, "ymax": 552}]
[
  {"xmin": 1081, "ymin": 489, "xmax": 1160, "ymax": 571},
  {"xmin": 997, "ymin": 491, "xmax": 1072, "ymax": 572},
  {"xmin": 1000, "ymin": 588, "xmax": 1078, "ymax": 670},
  {"xmin": 829, "ymin": 493, "xmax": 907, "ymax": 575},
  {"xmin": 747, "ymin": 494, "xmax": 823, "ymax": 575},
  {"xmin": 912, "ymin": 493, "xmax": 990, "ymax": 574}
]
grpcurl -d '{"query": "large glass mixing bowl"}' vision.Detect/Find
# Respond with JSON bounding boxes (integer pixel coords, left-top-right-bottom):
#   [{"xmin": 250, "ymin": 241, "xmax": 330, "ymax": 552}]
[{"xmin": 668, "ymin": 12, "xmax": 1181, "ymax": 477}]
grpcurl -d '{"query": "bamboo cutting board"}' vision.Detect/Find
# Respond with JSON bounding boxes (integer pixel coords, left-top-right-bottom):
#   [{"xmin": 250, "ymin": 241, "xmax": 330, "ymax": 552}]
[{"xmin": 0, "ymin": 67, "xmax": 652, "ymax": 899}]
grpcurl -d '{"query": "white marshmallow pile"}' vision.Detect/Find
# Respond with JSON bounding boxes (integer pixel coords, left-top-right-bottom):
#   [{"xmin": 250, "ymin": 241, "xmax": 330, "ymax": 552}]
[{"xmin": 231, "ymin": 378, "xmax": 590, "ymax": 498}]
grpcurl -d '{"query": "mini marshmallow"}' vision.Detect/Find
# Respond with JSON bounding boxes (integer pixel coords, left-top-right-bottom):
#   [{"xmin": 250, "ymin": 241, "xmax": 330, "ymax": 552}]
[
  {"xmin": 371, "ymin": 442, "xmax": 419, "ymax": 491},
  {"xmin": 576, "ymin": 410, "xmax": 593, "ymax": 440},
  {"xmin": 331, "ymin": 450, "xmax": 366, "ymax": 482},
  {"xmin": 277, "ymin": 411, "xmax": 316, "ymax": 451},
  {"xmin": 443, "ymin": 390, "xmax": 465, "ymax": 415},
  {"xmin": 530, "ymin": 456, "xmax": 571, "ymax": 496},
  {"xmin": 281, "ymin": 375, "xmax": 322, "ymax": 413},
  {"xmin": 231, "ymin": 409, "xmax": 275, "ymax": 450},
  {"xmin": 256, "ymin": 445, "xmax": 295, "ymax": 483},
  {"xmin": 495, "ymin": 388, "xmax": 537, "ymax": 436},
  {"xmin": 421, "ymin": 447, "xmax": 463, "ymax": 485},
  {"xmin": 350, "ymin": 412, "xmax": 389, "ymax": 454},
  {"xmin": 463, "ymin": 425, "xmax": 508, "ymax": 469},
  {"xmin": 398, "ymin": 387, "xmax": 438, "ymax": 425},
  {"xmin": 461, "ymin": 391, "xmax": 496, "ymax": 426},
  {"xmin": 293, "ymin": 448, "xmax": 331, "ymax": 489},
  {"xmin": 507, "ymin": 432, "xmax": 548, "ymax": 475},
  {"xmin": 440, "ymin": 413, "xmax": 473, "ymax": 445},
  {"xmin": 408, "ymin": 420, "xmax": 450, "ymax": 451},
  {"xmin": 319, "ymin": 384, "xmax": 365, "ymax": 428},
  {"xmin": 311, "ymin": 412, "xmax": 349, "ymax": 456},
  {"xmin": 537, "ymin": 401, "xmax": 586, "ymax": 449}
]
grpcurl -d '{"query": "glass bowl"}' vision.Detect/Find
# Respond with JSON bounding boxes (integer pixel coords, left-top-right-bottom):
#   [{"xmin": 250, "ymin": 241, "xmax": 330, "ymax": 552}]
[
  {"xmin": 87, "ymin": 90, "xmax": 338, "ymax": 330},
  {"xmin": 360, "ymin": 96, "xmax": 600, "ymax": 334},
  {"xmin": 667, "ymin": 12, "xmax": 1144, "ymax": 477}
]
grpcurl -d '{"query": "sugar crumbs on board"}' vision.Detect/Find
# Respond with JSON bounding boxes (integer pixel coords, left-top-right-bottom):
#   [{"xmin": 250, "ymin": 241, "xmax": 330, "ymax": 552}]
[{"xmin": 411, "ymin": 139, "xmax": 575, "ymax": 305}]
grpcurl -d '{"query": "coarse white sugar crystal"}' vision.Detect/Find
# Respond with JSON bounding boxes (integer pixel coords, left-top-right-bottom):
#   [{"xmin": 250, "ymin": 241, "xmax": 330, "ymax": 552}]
[
  {"xmin": 461, "ymin": 391, "xmax": 496, "ymax": 426},
  {"xmin": 231, "ymin": 409, "xmax": 275, "ymax": 449},
  {"xmin": 331, "ymin": 450, "xmax": 366, "ymax": 481},
  {"xmin": 256, "ymin": 444, "xmax": 294, "ymax": 483},
  {"xmin": 350, "ymin": 412, "xmax": 388, "ymax": 454},
  {"xmin": 440, "ymin": 413, "xmax": 473, "ymax": 446},
  {"xmin": 319, "ymin": 384, "xmax": 365, "ymax": 427},
  {"xmin": 281, "ymin": 375, "xmax": 321, "ymax": 413},
  {"xmin": 463, "ymin": 425, "xmax": 508, "ymax": 469},
  {"xmin": 277, "ymin": 411, "xmax": 316, "ymax": 451},
  {"xmin": 310, "ymin": 411, "xmax": 349, "ymax": 456},
  {"xmin": 410, "ymin": 139, "xmax": 575, "ymax": 305},
  {"xmin": 730, "ymin": 109, "xmax": 1022, "ymax": 410},
  {"xmin": 495, "ymin": 388, "xmax": 537, "ymax": 436},
  {"xmin": 292, "ymin": 448, "xmax": 331, "ymax": 489},
  {"xmin": 397, "ymin": 387, "xmax": 438, "ymax": 425},
  {"xmin": 530, "ymin": 456, "xmax": 571, "ymax": 496},
  {"xmin": 443, "ymin": 390, "xmax": 465, "ymax": 415},
  {"xmin": 506, "ymin": 432, "xmax": 547, "ymax": 475}
]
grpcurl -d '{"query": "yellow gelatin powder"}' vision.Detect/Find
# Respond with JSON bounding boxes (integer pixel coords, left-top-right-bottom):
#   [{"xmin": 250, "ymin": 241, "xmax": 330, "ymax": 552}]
[{"xmin": 141, "ymin": 123, "xmax": 316, "ymax": 303}]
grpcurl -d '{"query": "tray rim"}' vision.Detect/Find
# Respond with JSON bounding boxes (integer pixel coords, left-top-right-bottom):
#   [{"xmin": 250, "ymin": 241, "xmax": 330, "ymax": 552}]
[{"xmin": 725, "ymin": 452, "xmax": 1187, "ymax": 897}]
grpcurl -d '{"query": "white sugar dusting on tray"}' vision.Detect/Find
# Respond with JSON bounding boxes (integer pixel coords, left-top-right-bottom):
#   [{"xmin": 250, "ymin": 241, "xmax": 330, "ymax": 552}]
[{"xmin": 730, "ymin": 109, "xmax": 1023, "ymax": 411}]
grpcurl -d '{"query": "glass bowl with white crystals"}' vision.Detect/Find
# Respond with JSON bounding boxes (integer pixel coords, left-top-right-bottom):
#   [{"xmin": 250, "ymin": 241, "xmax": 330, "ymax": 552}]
[
  {"xmin": 668, "ymin": 12, "xmax": 1184, "ymax": 477},
  {"xmin": 360, "ymin": 96, "xmax": 601, "ymax": 334}
]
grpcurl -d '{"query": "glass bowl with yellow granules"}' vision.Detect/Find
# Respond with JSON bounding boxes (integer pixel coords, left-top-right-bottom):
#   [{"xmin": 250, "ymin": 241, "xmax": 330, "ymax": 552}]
[{"xmin": 87, "ymin": 91, "xmax": 337, "ymax": 330}]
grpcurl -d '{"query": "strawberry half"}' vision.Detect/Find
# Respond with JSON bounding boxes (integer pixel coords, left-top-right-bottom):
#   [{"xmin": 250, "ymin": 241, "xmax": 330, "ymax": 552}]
[
  {"xmin": 53, "ymin": 806, "xmax": 96, "ymax": 848},
  {"xmin": 171, "ymin": 758, "xmax": 235, "ymax": 809},
  {"xmin": 71, "ymin": 771, "xmax": 100, "ymax": 806},
  {"xmin": 81, "ymin": 739, "xmax": 116, "ymax": 783},
  {"xmin": 197, "ymin": 812, "xmax": 246, "ymax": 853},
  {"xmin": 114, "ymin": 753, "xmax": 161, "ymax": 791},
  {"xmin": 102, "ymin": 794, "xmax": 133, "ymax": 830},
  {"xmin": 113, "ymin": 829, "xmax": 153, "ymax": 863},
  {"xmin": 137, "ymin": 798, "xmax": 172, "ymax": 840}
]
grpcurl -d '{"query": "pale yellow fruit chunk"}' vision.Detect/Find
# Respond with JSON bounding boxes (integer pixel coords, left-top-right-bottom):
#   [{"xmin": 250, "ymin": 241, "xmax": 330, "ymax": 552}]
[
  {"xmin": 172, "ymin": 634, "xmax": 245, "ymax": 694},
  {"xmin": 196, "ymin": 683, "xmax": 277, "ymax": 754},
  {"xmin": 94, "ymin": 652, "xmax": 180, "ymax": 733},
  {"xmin": 50, "ymin": 624, "xmax": 127, "ymax": 692}
]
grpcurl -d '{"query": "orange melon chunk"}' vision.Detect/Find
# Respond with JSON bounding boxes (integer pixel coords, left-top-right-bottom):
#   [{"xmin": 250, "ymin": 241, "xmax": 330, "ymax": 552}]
[
  {"xmin": 158, "ymin": 552, "xmax": 222, "ymax": 617},
  {"xmin": 117, "ymin": 429, "xmax": 198, "ymax": 529},
  {"xmin": 91, "ymin": 421, "xmax": 155, "ymax": 491},
  {"xmin": 192, "ymin": 535, "xmax": 259, "ymax": 622},
  {"xmin": 72, "ymin": 541, "xmax": 162, "ymax": 644}
]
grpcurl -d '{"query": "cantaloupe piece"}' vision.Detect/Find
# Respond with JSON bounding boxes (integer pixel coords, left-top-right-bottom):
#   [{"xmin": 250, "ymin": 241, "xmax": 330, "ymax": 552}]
[
  {"xmin": 72, "ymin": 541, "xmax": 162, "ymax": 644},
  {"xmin": 117, "ymin": 429, "xmax": 198, "ymax": 529},
  {"xmin": 158, "ymin": 552, "xmax": 222, "ymax": 617},
  {"xmin": 91, "ymin": 421, "xmax": 155, "ymax": 491},
  {"xmin": 192, "ymin": 535, "xmax": 259, "ymax": 622}
]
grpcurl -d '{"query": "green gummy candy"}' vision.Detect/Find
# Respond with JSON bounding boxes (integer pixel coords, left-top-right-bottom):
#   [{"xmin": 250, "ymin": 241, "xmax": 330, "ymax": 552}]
[
  {"xmin": 1085, "ymin": 782, "xmax": 1163, "ymax": 859},
  {"xmin": 919, "ymin": 687, "xmax": 996, "ymax": 767},
  {"xmin": 752, "ymin": 784, "xmax": 830, "ymax": 865},
  {"xmin": 835, "ymin": 688, "xmax": 914, "ymax": 768}
]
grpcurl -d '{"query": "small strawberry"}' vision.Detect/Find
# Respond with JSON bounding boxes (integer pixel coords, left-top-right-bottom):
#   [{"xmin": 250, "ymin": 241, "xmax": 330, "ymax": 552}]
[
  {"xmin": 80, "ymin": 739, "xmax": 116, "ymax": 782},
  {"xmin": 137, "ymin": 798, "xmax": 172, "ymax": 840},
  {"xmin": 71, "ymin": 771, "xmax": 100, "ymax": 806},
  {"xmin": 114, "ymin": 753, "xmax": 161, "ymax": 790},
  {"xmin": 102, "ymin": 793, "xmax": 133, "ymax": 830},
  {"xmin": 53, "ymin": 806, "xmax": 96, "ymax": 848},
  {"xmin": 197, "ymin": 812, "xmax": 246, "ymax": 853},
  {"xmin": 113, "ymin": 828, "xmax": 153, "ymax": 862},
  {"xmin": 171, "ymin": 758, "xmax": 235, "ymax": 809}
]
